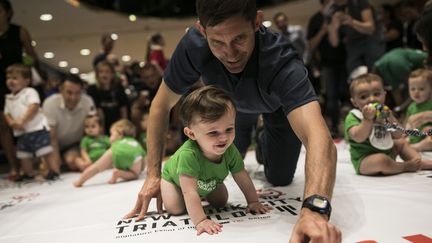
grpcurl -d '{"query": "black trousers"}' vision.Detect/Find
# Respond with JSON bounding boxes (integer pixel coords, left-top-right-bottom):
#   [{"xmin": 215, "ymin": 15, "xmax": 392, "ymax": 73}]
[{"xmin": 234, "ymin": 108, "xmax": 301, "ymax": 186}]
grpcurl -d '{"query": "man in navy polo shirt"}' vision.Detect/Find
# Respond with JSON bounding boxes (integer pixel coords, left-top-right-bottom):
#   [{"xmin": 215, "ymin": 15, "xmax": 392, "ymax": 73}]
[{"xmin": 126, "ymin": 0, "xmax": 340, "ymax": 241}]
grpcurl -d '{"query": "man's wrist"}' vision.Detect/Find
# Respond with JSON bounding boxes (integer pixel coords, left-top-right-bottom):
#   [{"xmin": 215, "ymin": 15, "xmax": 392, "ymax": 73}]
[
  {"xmin": 300, "ymin": 207, "xmax": 329, "ymax": 221},
  {"xmin": 301, "ymin": 194, "xmax": 332, "ymax": 219},
  {"xmin": 146, "ymin": 159, "xmax": 162, "ymax": 177}
]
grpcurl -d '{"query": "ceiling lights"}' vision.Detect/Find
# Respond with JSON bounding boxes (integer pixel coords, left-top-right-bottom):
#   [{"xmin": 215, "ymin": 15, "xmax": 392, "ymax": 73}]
[
  {"xmin": 44, "ymin": 52, "xmax": 54, "ymax": 59},
  {"xmin": 40, "ymin": 14, "xmax": 53, "ymax": 21}
]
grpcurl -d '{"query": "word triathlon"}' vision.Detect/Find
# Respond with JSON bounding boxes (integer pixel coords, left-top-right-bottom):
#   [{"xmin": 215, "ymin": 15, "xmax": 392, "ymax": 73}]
[{"xmin": 115, "ymin": 189, "xmax": 301, "ymax": 239}]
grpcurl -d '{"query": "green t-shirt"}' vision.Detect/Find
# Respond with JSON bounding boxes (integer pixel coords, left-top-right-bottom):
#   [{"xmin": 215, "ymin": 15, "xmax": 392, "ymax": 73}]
[
  {"xmin": 162, "ymin": 139, "xmax": 245, "ymax": 197},
  {"xmin": 374, "ymin": 48, "xmax": 427, "ymax": 89},
  {"xmin": 406, "ymin": 100, "xmax": 432, "ymax": 144},
  {"xmin": 111, "ymin": 137, "xmax": 146, "ymax": 170},
  {"xmin": 344, "ymin": 110, "xmax": 394, "ymax": 174},
  {"xmin": 80, "ymin": 135, "xmax": 110, "ymax": 162}
]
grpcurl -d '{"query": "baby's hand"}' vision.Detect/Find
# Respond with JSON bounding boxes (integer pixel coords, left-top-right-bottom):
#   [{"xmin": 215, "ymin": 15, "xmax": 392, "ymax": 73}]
[
  {"xmin": 246, "ymin": 201, "xmax": 272, "ymax": 214},
  {"xmin": 12, "ymin": 119, "xmax": 25, "ymax": 130},
  {"xmin": 407, "ymin": 113, "xmax": 425, "ymax": 128},
  {"xmin": 422, "ymin": 126, "xmax": 432, "ymax": 133},
  {"xmin": 361, "ymin": 104, "xmax": 376, "ymax": 121},
  {"xmin": 196, "ymin": 219, "xmax": 222, "ymax": 236},
  {"xmin": 73, "ymin": 180, "xmax": 82, "ymax": 188}
]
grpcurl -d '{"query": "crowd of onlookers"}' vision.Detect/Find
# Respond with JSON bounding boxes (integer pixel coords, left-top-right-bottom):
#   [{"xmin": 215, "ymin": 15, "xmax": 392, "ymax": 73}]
[
  {"xmin": 303, "ymin": 0, "xmax": 431, "ymax": 138},
  {"xmin": 0, "ymin": 3, "xmax": 185, "ymax": 180},
  {"xmin": 1, "ymin": 0, "xmax": 432, "ymax": 181}
]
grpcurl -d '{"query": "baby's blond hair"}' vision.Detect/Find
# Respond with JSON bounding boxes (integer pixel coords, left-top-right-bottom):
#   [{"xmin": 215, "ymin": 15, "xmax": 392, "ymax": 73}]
[
  {"xmin": 110, "ymin": 119, "xmax": 136, "ymax": 137},
  {"xmin": 409, "ymin": 68, "xmax": 432, "ymax": 86},
  {"xmin": 6, "ymin": 63, "xmax": 32, "ymax": 80}
]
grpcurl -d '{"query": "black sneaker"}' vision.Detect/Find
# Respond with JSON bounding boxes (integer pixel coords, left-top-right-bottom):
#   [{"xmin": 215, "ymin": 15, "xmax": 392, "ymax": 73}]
[
  {"xmin": 44, "ymin": 170, "xmax": 60, "ymax": 181},
  {"xmin": 16, "ymin": 174, "xmax": 35, "ymax": 182}
]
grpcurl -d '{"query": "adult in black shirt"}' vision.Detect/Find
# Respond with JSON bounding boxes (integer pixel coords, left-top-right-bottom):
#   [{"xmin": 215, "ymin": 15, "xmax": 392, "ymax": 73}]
[
  {"xmin": 87, "ymin": 61, "xmax": 128, "ymax": 134},
  {"xmin": 415, "ymin": 7, "xmax": 432, "ymax": 66},
  {"xmin": 0, "ymin": 0, "xmax": 43, "ymax": 179},
  {"xmin": 328, "ymin": 0, "xmax": 385, "ymax": 74},
  {"xmin": 125, "ymin": 0, "xmax": 340, "ymax": 242},
  {"xmin": 307, "ymin": 0, "xmax": 348, "ymax": 137},
  {"xmin": 380, "ymin": 4, "xmax": 404, "ymax": 51}
]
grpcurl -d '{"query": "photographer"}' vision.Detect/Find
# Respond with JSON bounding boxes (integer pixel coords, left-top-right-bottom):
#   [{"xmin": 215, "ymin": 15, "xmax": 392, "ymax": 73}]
[
  {"xmin": 328, "ymin": 0, "xmax": 385, "ymax": 74},
  {"xmin": 307, "ymin": 0, "xmax": 348, "ymax": 137}
]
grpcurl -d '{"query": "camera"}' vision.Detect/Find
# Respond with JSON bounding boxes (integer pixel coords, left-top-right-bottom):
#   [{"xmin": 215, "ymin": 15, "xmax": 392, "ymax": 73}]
[{"xmin": 324, "ymin": 3, "xmax": 345, "ymax": 22}]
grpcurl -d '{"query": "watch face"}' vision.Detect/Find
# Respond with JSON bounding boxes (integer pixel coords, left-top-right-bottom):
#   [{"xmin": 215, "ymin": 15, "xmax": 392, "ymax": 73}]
[{"xmin": 312, "ymin": 198, "xmax": 327, "ymax": 209}]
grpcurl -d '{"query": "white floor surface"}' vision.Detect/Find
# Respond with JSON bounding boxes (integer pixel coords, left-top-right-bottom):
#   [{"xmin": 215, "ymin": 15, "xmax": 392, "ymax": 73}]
[{"xmin": 1, "ymin": 141, "xmax": 432, "ymax": 243}]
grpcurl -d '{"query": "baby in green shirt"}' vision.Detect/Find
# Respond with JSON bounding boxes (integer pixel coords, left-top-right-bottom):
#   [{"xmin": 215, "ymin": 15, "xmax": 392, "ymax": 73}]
[
  {"xmin": 75, "ymin": 115, "xmax": 110, "ymax": 171},
  {"xmin": 344, "ymin": 73, "xmax": 422, "ymax": 175},
  {"xmin": 74, "ymin": 119, "xmax": 146, "ymax": 187},
  {"xmin": 405, "ymin": 69, "xmax": 432, "ymax": 151},
  {"xmin": 161, "ymin": 86, "xmax": 271, "ymax": 236}
]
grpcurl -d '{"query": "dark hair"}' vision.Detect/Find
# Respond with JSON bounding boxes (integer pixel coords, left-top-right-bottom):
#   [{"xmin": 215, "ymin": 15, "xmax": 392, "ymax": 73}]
[
  {"xmin": 0, "ymin": 0, "xmax": 13, "ymax": 22},
  {"xmin": 101, "ymin": 33, "xmax": 113, "ymax": 44},
  {"xmin": 149, "ymin": 33, "xmax": 163, "ymax": 45},
  {"xmin": 95, "ymin": 60, "xmax": 115, "ymax": 82},
  {"xmin": 349, "ymin": 73, "xmax": 384, "ymax": 97},
  {"xmin": 6, "ymin": 63, "xmax": 31, "ymax": 80},
  {"xmin": 400, "ymin": 0, "xmax": 417, "ymax": 8},
  {"xmin": 196, "ymin": 0, "xmax": 256, "ymax": 28},
  {"xmin": 85, "ymin": 114, "xmax": 104, "ymax": 129},
  {"xmin": 381, "ymin": 4, "xmax": 396, "ymax": 21},
  {"xmin": 142, "ymin": 62, "xmax": 157, "ymax": 72},
  {"xmin": 62, "ymin": 74, "xmax": 84, "ymax": 87},
  {"xmin": 273, "ymin": 12, "xmax": 287, "ymax": 23},
  {"xmin": 409, "ymin": 68, "xmax": 432, "ymax": 86},
  {"xmin": 180, "ymin": 85, "xmax": 236, "ymax": 127},
  {"xmin": 415, "ymin": 11, "xmax": 432, "ymax": 66},
  {"xmin": 425, "ymin": 0, "xmax": 432, "ymax": 14},
  {"xmin": 146, "ymin": 33, "xmax": 164, "ymax": 61}
]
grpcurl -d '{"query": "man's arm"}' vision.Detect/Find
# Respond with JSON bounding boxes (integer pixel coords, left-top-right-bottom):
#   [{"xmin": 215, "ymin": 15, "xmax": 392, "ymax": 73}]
[
  {"xmin": 49, "ymin": 125, "xmax": 62, "ymax": 169},
  {"xmin": 328, "ymin": 12, "xmax": 342, "ymax": 47},
  {"xmin": 124, "ymin": 80, "xmax": 181, "ymax": 220},
  {"xmin": 308, "ymin": 22, "xmax": 327, "ymax": 53},
  {"xmin": 288, "ymin": 100, "xmax": 336, "ymax": 200},
  {"xmin": 341, "ymin": 8, "xmax": 375, "ymax": 35},
  {"xmin": 287, "ymin": 101, "xmax": 341, "ymax": 242},
  {"xmin": 20, "ymin": 26, "xmax": 46, "ymax": 80},
  {"xmin": 146, "ymin": 81, "xmax": 181, "ymax": 177}
]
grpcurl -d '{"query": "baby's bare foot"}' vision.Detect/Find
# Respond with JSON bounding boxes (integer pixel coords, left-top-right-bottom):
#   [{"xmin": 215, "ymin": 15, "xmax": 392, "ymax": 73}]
[
  {"xmin": 404, "ymin": 158, "xmax": 421, "ymax": 172},
  {"xmin": 108, "ymin": 169, "xmax": 120, "ymax": 184}
]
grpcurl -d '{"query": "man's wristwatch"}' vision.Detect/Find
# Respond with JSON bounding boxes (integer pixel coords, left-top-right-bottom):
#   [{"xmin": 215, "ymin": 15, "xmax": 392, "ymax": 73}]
[{"xmin": 301, "ymin": 194, "xmax": 332, "ymax": 219}]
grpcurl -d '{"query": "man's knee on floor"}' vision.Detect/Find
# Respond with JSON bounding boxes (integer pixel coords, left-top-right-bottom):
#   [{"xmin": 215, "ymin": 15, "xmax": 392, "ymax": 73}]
[{"xmin": 266, "ymin": 174, "xmax": 294, "ymax": 187}]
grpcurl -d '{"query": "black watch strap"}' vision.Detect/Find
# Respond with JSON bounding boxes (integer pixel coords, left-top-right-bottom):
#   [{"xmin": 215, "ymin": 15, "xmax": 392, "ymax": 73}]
[{"xmin": 301, "ymin": 194, "xmax": 332, "ymax": 219}]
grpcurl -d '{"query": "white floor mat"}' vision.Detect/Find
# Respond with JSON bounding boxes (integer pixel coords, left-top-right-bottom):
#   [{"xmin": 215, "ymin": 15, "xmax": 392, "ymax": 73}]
[{"xmin": 1, "ymin": 141, "xmax": 431, "ymax": 243}]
